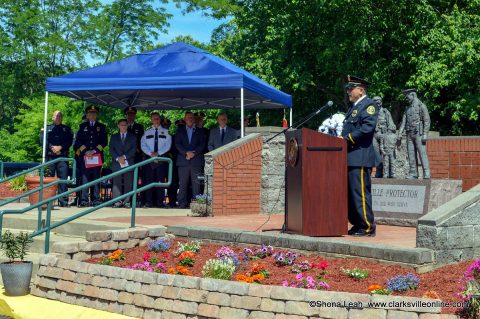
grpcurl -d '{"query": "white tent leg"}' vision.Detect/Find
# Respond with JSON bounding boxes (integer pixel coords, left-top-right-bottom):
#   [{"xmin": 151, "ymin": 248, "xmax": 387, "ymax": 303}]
[
  {"xmin": 42, "ymin": 92, "xmax": 49, "ymax": 163},
  {"xmin": 289, "ymin": 107, "xmax": 293, "ymax": 127},
  {"xmin": 240, "ymin": 88, "xmax": 244, "ymax": 138}
]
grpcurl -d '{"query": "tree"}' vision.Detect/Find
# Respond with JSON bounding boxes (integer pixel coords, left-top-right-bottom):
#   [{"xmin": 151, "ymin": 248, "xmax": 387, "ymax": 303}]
[{"xmin": 180, "ymin": 0, "xmax": 480, "ymax": 135}]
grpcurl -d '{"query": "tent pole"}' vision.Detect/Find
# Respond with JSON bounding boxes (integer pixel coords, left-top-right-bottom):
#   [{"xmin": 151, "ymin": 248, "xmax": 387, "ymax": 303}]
[
  {"xmin": 240, "ymin": 88, "xmax": 244, "ymax": 138},
  {"xmin": 289, "ymin": 107, "xmax": 292, "ymax": 127},
  {"xmin": 42, "ymin": 91, "xmax": 49, "ymax": 163}
]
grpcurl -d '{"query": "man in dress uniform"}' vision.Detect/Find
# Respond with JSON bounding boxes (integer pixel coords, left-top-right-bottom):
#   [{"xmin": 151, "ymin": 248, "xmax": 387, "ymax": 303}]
[
  {"xmin": 74, "ymin": 105, "xmax": 108, "ymax": 207},
  {"xmin": 341, "ymin": 75, "xmax": 379, "ymax": 237},
  {"xmin": 125, "ymin": 106, "xmax": 145, "ymax": 204},
  {"xmin": 141, "ymin": 112, "xmax": 172, "ymax": 208},
  {"xmin": 44, "ymin": 110, "xmax": 73, "ymax": 207}
]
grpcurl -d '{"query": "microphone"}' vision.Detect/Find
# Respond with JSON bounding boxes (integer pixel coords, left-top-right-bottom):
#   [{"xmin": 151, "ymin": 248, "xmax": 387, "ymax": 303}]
[{"xmin": 315, "ymin": 101, "xmax": 334, "ymax": 115}]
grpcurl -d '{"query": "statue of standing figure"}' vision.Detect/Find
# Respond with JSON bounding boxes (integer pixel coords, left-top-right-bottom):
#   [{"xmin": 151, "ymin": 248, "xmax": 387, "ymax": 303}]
[
  {"xmin": 397, "ymin": 89, "xmax": 431, "ymax": 179},
  {"xmin": 372, "ymin": 96, "xmax": 397, "ymax": 178}
]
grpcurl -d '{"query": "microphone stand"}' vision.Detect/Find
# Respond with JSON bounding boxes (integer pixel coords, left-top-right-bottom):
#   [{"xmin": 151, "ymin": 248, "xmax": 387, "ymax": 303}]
[{"xmin": 262, "ymin": 102, "xmax": 333, "ymax": 233}]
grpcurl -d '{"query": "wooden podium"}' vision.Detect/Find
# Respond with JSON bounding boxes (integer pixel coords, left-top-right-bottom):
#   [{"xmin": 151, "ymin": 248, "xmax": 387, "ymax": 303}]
[{"xmin": 285, "ymin": 128, "xmax": 348, "ymax": 236}]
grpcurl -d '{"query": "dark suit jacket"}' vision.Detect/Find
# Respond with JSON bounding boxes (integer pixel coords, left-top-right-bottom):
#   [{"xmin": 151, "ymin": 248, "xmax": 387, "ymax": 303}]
[
  {"xmin": 341, "ymin": 96, "xmax": 379, "ymax": 167},
  {"xmin": 109, "ymin": 132, "xmax": 137, "ymax": 172},
  {"xmin": 175, "ymin": 126, "xmax": 206, "ymax": 167},
  {"xmin": 208, "ymin": 126, "xmax": 239, "ymax": 151}
]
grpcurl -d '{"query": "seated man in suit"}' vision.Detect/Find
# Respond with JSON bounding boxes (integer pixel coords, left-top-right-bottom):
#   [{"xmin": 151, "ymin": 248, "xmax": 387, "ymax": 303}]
[
  {"xmin": 208, "ymin": 112, "xmax": 239, "ymax": 151},
  {"xmin": 110, "ymin": 119, "xmax": 137, "ymax": 208},
  {"xmin": 175, "ymin": 111, "xmax": 206, "ymax": 208}
]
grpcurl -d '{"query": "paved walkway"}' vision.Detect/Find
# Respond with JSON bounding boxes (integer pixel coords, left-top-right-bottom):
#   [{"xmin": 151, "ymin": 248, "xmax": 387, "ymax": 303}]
[{"xmin": 1, "ymin": 203, "xmax": 417, "ymax": 248}]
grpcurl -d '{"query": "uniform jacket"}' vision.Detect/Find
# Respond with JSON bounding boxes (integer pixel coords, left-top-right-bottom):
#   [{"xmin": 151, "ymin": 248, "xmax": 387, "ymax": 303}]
[
  {"xmin": 127, "ymin": 122, "xmax": 145, "ymax": 161},
  {"xmin": 207, "ymin": 126, "xmax": 238, "ymax": 151},
  {"xmin": 109, "ymin": 132, "xmax": 137, "ymax": 172},
  {"xmin": 74, "ymin": 121, "xmax": 108, "ymax": 160},
  {"xmin": 175, "ymin": 126, "xmax": 206, "ymax": 167},
  {"xmin": 342, "ymin": 96, "xmax": 379, "ymax": 167},
  {"xmin": 44, "ymin": 124, "xmax": 73, "ymax": 158}
]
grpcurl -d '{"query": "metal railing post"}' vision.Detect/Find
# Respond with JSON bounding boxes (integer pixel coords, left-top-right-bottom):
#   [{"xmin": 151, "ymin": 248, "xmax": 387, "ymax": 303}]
[
  {"xmin": 131, "ymin": 167, "xmax": 139, "ymax": 228},
  {"xmin": 45, "ymin": 201, "xmax": 53, "ymax": 254},
  {"xmin": 37, "ymin": 166, "xmax": 45, "ymax": 231}
]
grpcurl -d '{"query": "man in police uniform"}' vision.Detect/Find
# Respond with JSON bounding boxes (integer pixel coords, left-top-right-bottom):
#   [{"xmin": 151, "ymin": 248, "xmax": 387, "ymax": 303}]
[
  {"xmin": 341, "ymin": 76, "xmax": 379, "ymax": 237},
  {"xmin": 141, "ymin": 112, "xmax": 172, "ymax": 208},
  {"xmin": 44, "ymin": 110, "xmax": 73, "ymax": 207},
  {"xmin": 74, "ymin": 105, "xmax": 108, "ymax": 207}
]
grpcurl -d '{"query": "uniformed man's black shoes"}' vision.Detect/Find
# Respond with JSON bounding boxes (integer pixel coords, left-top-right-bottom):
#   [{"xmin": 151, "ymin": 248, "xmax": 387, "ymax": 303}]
[
  {"xmin": 350, "ymin": 229, "xmax": 376, "ymax": 237},
  {"xmin": 347, "ymin": 227, "xmax": 359, "ymax": 235}
]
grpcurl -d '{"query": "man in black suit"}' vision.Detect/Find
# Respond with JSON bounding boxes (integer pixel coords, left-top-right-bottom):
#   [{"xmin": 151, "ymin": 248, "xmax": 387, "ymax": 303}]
[
  {"xmin": 175, "ymin": 111, "xmax": 206, "ymax": 208},
  {"xmin": 110, "ymin": 119, "xmax": 137, "ymax": 208},
  {"xmin": 74, "ymin": 105, "xmax": 108, "ymax": 207},
  {"xmin": 341, "ymin": 75, "xmax": 379, "ymax": 237}
]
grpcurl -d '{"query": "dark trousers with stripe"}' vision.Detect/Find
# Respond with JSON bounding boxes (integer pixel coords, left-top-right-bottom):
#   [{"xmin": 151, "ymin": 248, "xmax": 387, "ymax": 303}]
[{"xmin": 347, "ymin": 166, "xmax": 376, "ymax": 233}]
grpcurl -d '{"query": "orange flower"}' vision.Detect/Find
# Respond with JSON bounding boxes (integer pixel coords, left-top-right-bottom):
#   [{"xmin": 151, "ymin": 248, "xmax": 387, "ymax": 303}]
[
  {"xmin": 368, "ymin": 284, "xmax": 382, "ymax": 292},
  {"xmin": 168, "ymin": 267, "xmax": 176, "ymax": 274},
  {"xmin": 423, "ymin": 290, "xmax": 440, "ymax": 299},
  {"xmin": 179, "ymin": 251, "xmax": 195, "ymax": 260},
  {"xmin": 246, "ymin": 277, "xmax": 254, "ymax": 283},
  {"xmin": 252, "ymin": 274, "xmax": 265, "ymax": 282},
  {"xmin": 235, "ymin": 274, "xmax": 247, "ymax": 282}
]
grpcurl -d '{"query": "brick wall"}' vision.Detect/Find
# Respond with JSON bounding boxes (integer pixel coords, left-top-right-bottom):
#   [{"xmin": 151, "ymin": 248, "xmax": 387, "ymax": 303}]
[
  {"xmin": 210, "ymin": 136, "xmax": 263, "ymax": 216},
  {"xmin": 427, "ymin": 137, "xmax": 480, "ymax": 191}
]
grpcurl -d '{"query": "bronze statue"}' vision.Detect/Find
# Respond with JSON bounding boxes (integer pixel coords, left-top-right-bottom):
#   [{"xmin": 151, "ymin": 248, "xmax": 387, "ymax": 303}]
[{"xmin": 372, "ymin": 96, "xmax": 397, "ymax": 178}]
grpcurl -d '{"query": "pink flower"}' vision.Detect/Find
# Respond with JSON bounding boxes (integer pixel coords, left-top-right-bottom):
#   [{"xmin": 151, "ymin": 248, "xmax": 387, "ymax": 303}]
[
  {"xmin": 282, "ymin": 280, "xmax": 289, "ymax": 287},
  {"xmin": 317, "ymin": 261, "xmax": 329, "ymax": 269},
  {"xmin": 147, "ymin": 268, "xmax": 153, "ymax": 272},
  {"xmin": 318, "ymin": 282, "xmax": 330, "ymax": 289},
  {"xmin": 296, "ymin": 273, "xmax": 305, "ymax": 280}
]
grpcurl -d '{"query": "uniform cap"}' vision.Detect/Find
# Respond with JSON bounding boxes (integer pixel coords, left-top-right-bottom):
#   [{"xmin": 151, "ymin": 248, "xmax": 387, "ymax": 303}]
[
  {"xmin": 345, "ymin": 75, "xmax": 370, "ymax": 89},
  {"xmin": 124, "ymin": 106, "xmax": 137, "ymax": 114},
  {"xmin": 85, "ymin": 105, "xmax": 99, "ymax": 113}
]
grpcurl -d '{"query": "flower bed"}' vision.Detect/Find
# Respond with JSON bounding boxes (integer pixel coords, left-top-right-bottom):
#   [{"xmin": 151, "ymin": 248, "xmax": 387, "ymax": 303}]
[{"xmin": 85, "ymin": 237, "xmax": 473, "ymax": 315}]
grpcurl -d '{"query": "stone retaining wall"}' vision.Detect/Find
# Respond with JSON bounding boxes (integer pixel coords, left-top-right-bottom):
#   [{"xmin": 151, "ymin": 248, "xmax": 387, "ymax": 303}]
[
  {"xmin": 32, "ymin": 254, "xmax": 452, "ymax": 319},
  {"xmin": 30, "ymin": 227, "xmax": 456, "ymax": 318},
  {"xmin": 417, "ymin": 184, "xmax": 480, "ymax": 264}
]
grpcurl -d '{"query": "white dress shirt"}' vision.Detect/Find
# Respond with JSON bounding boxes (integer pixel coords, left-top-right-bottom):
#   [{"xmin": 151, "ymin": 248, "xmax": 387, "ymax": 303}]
[{"xmin": 141, "ymin": 125, "xmax": 172, "ymax": 156}]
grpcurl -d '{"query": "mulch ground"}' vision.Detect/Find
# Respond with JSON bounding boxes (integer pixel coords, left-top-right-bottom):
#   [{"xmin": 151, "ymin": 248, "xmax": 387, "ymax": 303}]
[{"xmin": 85, "ymin": 238, "xmax": 471, "ymax": 315}]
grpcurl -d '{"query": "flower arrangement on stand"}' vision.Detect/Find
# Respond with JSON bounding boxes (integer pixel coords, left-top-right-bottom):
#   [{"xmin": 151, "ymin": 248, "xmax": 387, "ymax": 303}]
[
  {"xmin": 386, "ymin": 273, "xmax": 420, "ymax": 292},
  {"xmin": 99, "ymin": 249, "xmax": 125, "ymax": 265},
  {"xmin": 458, "ymin": 258, "xmax": 480, "ymax": 318}
]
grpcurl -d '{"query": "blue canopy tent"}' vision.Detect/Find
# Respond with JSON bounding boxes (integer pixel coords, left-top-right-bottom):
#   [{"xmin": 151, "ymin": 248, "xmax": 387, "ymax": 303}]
[{"xmin": 42, "ymin": 42, "xmax": 293, "ymax": 162}]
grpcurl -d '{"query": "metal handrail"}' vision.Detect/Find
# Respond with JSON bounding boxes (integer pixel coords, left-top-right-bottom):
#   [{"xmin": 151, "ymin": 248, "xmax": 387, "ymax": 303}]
[
  {"xmin": 0, "ymin": 157, "xmax": 77, "ymax": 230},
  {"xmin": 0, "ymin": 157, "xmax": 172, "ymax": 253}
]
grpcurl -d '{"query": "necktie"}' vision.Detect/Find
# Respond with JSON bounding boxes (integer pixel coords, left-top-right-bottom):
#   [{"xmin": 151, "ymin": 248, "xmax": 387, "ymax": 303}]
[
  {"xmin": 121, "ymin": 133, "xmax": 125, "ymax": 143},
  {"xmin": 90, "ymin": 121, "xmax": 94, "ymax": 127},
  {"xmin": 154, "ymin": 128, "xmax": 158, "ymax": 153},
  {"xmin": 221, "ymin": 128, "xmax": 225, "ymax": 144}
]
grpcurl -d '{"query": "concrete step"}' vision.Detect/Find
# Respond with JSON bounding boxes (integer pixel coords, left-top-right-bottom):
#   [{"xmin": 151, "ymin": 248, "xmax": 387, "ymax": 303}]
[
  {"xmin": 6, "ymin": 228, "xmax": 86, "ymax": 254},
  {"xmin": 3, "ymin": 215, "xmax": 124, "ymax": 237}
]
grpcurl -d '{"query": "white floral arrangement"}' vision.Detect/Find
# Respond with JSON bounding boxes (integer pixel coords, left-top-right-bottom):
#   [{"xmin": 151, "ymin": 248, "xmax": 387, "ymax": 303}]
[{"xmin": 318, "ymin": 113, "xmax": 345, "ymax": 137}]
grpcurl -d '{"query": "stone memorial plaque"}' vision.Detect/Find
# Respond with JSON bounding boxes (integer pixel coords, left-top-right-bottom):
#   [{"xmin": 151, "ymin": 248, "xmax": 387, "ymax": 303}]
[
  {"xmin": 372, "ymin": 179, "xmax": 463, "ymax": 226},
  {"xmin": 372, "ymin": 184, "xmax": 427, "ymax": 214}
]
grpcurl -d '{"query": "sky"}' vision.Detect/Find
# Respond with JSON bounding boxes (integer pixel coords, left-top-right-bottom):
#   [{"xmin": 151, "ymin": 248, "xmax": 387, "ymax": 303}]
[{"xmin": 159, "ymin": 2, "xmax": 227, "ymax": 44}]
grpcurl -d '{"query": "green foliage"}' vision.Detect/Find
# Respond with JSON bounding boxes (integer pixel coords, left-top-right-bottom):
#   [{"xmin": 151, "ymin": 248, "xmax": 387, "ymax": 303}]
[
  {"xmin": 98, "ymin": 257, "xmax": 113, "ymax": 266},
  {"xmin": 341, "ymin": 267, "xmax": 369, "ymax": 280},
  {"xmin": 201, "ymin": 258, "xmax": 236, "ymax": 280},
  {"xmin": 183, "ymin": 0, "xmax": 480, "ymax": 135},
  {"xmin": 0, "ymin": 230, "xmax": 33, "ymax": 262},
  {"xmin": 8, "ymin": 175, "xmax": 27, "ymax": 191}
]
